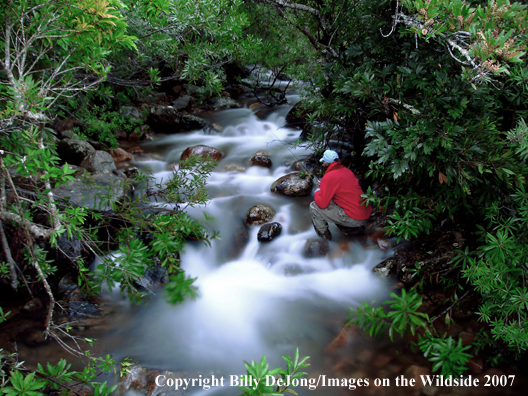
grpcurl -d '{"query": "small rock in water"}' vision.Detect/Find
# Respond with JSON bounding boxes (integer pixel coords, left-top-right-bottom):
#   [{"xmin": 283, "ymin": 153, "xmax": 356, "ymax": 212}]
[
  {"xmin": 250, "ymin": 154, "xmax": 272, "ymax": 168},
  {"xmin": 245, "ymin": 204, "xmax": 275, "ymax": 226},
  {"xmin": 302, "ymin": 239, "xmax": 329, "ymax": 258},
  {"xmin": 180, "ymin": 144, "xmax": 223, "ymax": 162},
  {"xmin": 270, "ymin": 172, "xmax": 313, "ymax": 196},
  {"xmin": 257, "ymin": 222, "xmax": 282, "ymax": 242}
]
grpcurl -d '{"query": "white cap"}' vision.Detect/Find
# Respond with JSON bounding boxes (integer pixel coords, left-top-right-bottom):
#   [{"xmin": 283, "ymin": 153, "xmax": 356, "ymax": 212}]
[{"xmin": 320, "ymin": 150, "xmax": 339, "ymax": 163}]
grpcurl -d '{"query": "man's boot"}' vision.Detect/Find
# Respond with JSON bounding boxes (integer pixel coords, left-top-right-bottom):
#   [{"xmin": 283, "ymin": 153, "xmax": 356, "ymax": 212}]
[{"xmin": 312, "ymin": 221, "xmax": 332, "ymax": 240}]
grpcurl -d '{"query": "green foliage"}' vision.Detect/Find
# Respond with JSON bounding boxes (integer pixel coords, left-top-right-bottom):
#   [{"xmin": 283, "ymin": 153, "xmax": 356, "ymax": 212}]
[
  {"xmin": 348, "ymin": 289, "xmax": 430, "ymax": 342},
  {"xmin": 163, "ymin": 272, "xmax": 199, "ymax": 305},
  {"xmin": 1, "ymin": 371, "xmax": 45, "ymax": 396},
  {"xmin": 238, "ymin": 348, "xmax": 310, "ymax": 396},
  {"xmin": 419, "ymin": 336, "xmax": 472, "ymax": 377}
]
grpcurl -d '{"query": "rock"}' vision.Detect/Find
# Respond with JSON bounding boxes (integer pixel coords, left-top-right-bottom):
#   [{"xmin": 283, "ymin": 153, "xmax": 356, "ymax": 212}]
[
  {"xmin": 336, "ymin": 224, "xmax": 365, "ymax": 236},
  {"xmin": 257, "ymin": 222, "xmax": 282, "ymax": 242},
  {"xmin": 69, "ymin": 301, "xmax": 99, "ymax": 317},
  {"xmin": 282, "ymin": 264, "xmax": 316, "ymax": 276},
  {"xmin": 203, "ymin": 123, "xmax": 223, "ymax": 134},
  {"xmin": 115, "ymin": 129, "xmax": 128, "ymax": 140},
  {"xmin": 467, "ymin": 357, "xmax": 484, "ymax": 374},
  {"xmin": 250, "ymin": 154, "xmax": 272, "ymax": 168},
  {"xmin": 254, "ymin": 150, "xmax": 271, "ymax": 156},
  {"xmin": 302, "ymin": 239, "xmax": 329, "ymax": 258},
  {"xmin": 123, "ymin": 166, "xmax": 139, "ymax": 178},
  {"xmin": 54, "ymin": 117, "xmax": 83, "ymax": 135},
  {"xmin": 134, "ymin": 265, "xmax": 169, "ymax": 292},
  {"xmin": 119, "ymin": 106, "xmax": 143, "ymax": 121},
  {"xmin": 285, "ymin": 101, "xmax": 309, "ymax": 129},
  {"xmin": 180, "ymin": 114, "xmax": 209, "ymax": 131},
  {"xmin": 58, "ymin": 274, "xmax": 79, "ymax": 297},
  {"xmin": 172, "ymin": 95, "xmax": 194, "ymax": 111},
  {"xmin": 54, "ymin": 232, "xmax": 81, "ymax": 267},
  {"xmin": 147, "ymin": 105, "xmax": 179, "ymax": 133},
  {"xmin": 183, "ymin": 83, "xmax": 202, "ymax": 95},
  {"xmin": 224, "ymin": 62, "xmax": 251, "ymax": 83},
  {"xmin": 52, "ymin": 171, "xmax": 129, "ymax": 210},
  {"xmin": 249, "ymin": 102, "xmax": 264, "ymax": 111},
  {"xmin": 109, "ymin": 148, "xmax": 133, "ymax": 162},
  {"xmin": 172, "ymin": 85, "xmax": 182, "ymax": 95},
  {"xmin": 180, "ymin": 145, "xmax": 223, "ymax": 162},
  {"xmin": 206, "ymin": 97, "xmax": 240, "ymax": 111},
  {"xmin": 127, "ymin": 146, "xmax": 144, "ymax": 154},
  {"xmin": 270, "ymin": 172, "xmax": 313, "ymax": 196},
  {"xmin": 80, "ymin": 150, "xmax": 117, "ymax": 173},
  {"xmin": 225, "ymin": 84, "xmax": 252, "ymax": 98},
  {"xmin": 245, "ymin": 204, "xmax": 275, "ymax": 226},
  {"xmin": 373, "ymin": 259, "xmax": 396, "ymax": 277},
  {"xmin": 138, "ymin": 91, "xmax": 167, "ymax": 104},
  {"xmin": 57, "ymin": 139, "xmax": 96, "ymax": 166}
]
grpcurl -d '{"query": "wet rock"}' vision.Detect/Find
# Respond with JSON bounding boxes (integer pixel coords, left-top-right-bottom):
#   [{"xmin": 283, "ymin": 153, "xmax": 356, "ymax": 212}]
[
  {"xmin": 134, "ymin": 265, "xmax": 169, "ymax": 292},
  {"xmin": 69, "ymin": 301, "xmax": 99, "ymax": 317},
  {"xmin": 119, "ymin": 106, "xmax": 143, "ymax": 121},
  {"xmin": 226, "ymin": 223, "xmax": 249, "ymax": 260},
  {"xmin": 459, "ymin": 331, "xmax": 476, "ymax": 347},
  {"xmin": 54, "ymin": 232, "xmax": 81, "ymax": 267},
  {"xmin": 373, "ymin": 258, "xmax": 396, "ymax": 277},
  {"xmin": 57, "ymin": 139, "xmax": 96, "ymax": 166},
  {"xmin": 180, "ymin": 145, "xmax": 223, "ymax": 162},
  {"xmin": 336, "ymin": 224, "xmax": 365, "ymax": 236},
  {"xmin": 257, "ymin": 222, "xmax": 282, "ymax": 242},
  {"xmin": 203, "ymin": 123, "xmax": 223, "ymax": 134},
  {"xmin": 52, "ymin": 172, "xmax": 129, "ymax": 210},
  {"xmin": 147, "ymin": 105, "xmax": 179, "ymax": 133},
  {"xmin": 250, "ymin": 154, "xmax": 272, "ymax": 168},
  {"xmin": 80, "ymin": 150, "xmax": 117, "ymax": 173},
  {"xmin": 182, "ymin": 83, "xmax": 202, "ymax": 95},
  {"xmin": 206, "ymin": 97, "xmax": 240, "ymax": 111},
  {"xmin": 245, "ymin": 204, "xmax": 275, "ymax": 226},
  {"xmin": 225, "ymin": 84, "xmax": 252, "ymax": 98},
  {"xmin": 172, "ymin": 95, "xmax": 194, "ymax": 111},
  {"xmin": 58, "ymin": 274, "xmax": 79, "ymax": 297},
  {"xmin": 127, "ymin": 146, "xmax": 144, "ymax": 154},
  {"xmin": 180, "ymin": 114, "xmax": 209, "ymax": 131},
  {"xmin": 302, "ymin": 239, "xmax": 329, "ymax": 258},
  {"xmin": 254, "ymin": 150, "xmax": 271, "ymax": 156},
  {"xmin": 109, "ymin": 148, "xmax": 133, "ymax": 162},
  {"xmin": 172, "ymin": 85, "xmax": 182, "ymax": 95},
  {"xmin": 138, "ymin": 91, "xmax": 167, "ymax": 105},
  {"xmin": 249, "ymin": 102, "xmax": 264, "ymax": 111},
  {"xmin": 123, "ymin": 166, "xmax": 139, "ymax": 178},
  {"xmin": 270, "ymin": 172, "xmax": 313, "ymax": 196},
  {"xmin": 285, "ymin": 101, "xmax": 309, "ymax": 129}
]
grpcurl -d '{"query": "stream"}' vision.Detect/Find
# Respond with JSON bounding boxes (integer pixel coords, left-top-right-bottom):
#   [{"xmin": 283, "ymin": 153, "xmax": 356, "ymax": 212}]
[{"xmin": 96, "ymin": 94, "xmax": 396, "ymax": 395}]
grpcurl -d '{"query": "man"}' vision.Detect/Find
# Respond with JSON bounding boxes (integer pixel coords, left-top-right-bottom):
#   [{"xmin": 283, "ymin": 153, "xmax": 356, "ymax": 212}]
[{"xmin": 310, "ymin": 150, "xmax": 372, "ymax": 240}]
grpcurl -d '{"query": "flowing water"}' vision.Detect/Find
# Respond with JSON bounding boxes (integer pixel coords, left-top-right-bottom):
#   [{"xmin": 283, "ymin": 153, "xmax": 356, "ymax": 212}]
[{"xmin": 95, "ymin": 95, "xmax": 395, "ymax": 395}]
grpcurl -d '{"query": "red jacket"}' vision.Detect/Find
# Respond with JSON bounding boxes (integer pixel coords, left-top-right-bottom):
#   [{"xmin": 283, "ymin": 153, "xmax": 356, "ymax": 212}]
[{"xmin": 314, "ymin": 162, "xmax": 372, "ymax": 220}]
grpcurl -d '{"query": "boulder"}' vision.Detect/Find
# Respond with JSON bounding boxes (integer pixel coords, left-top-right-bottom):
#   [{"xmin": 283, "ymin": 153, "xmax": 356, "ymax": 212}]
[
  {"xmin": 123, "ymin": 166, "xmax": 139, "ymax": 178},
  {"xmin": 134, "ymin": 264, "xmax": 169, "ymax": 292},
  {"xmin": 270, "ymin": 172, "xmax": 313, "ymax": 196},
  {"xmin": 80, "ymin": 150, "xmax": 117, "ymax": 173},
  {"xmin": 147, "ymin": 105, "xmax": 179, "ymax": 133},
  {"xmin": 172, "ymin": 95, "xmax": 194, "ymax": 111},
  {"xmin": 69, "ymin": 301, "xmax": 99, "ymax": 318},
  {"xmin": 57, "ymin": 139, "xmax": 96, "ymax": 166},
  {"xmin": 182, "ymin": 83, "xmax": 202, "ymax": 95},
  {"xmin": 302, "ymin": 239, "xmax": 329, "ymax": 258},
  {"xmin": 109, "ymin": 148, "xmax": 133, "ymax": 162},
  {"xmin": 206, "ymin": 97, "xmax": 240, "ymax": 111},
  {"xmin": 180, "ymin": 145, "xmax": 223, "ymax": 162},
  {"xmin": 257, "ymin": 222, "xmax": 282, "ymax": 242},
  {"xmin": 245, "ymin": 204, "xmax": 275, "ymax": 226},
  {"xmin": 180, "ymin": 114, "xmax": 209, "ymax": 131},
  {"xmin": 373, "ymin": 258, "xmax": 396, "ymax": 277},
  {"xmin": 54, "ymin": 232, "xmax": 81, "ymax": 267},
  {"xmin": 54, "ymin": 118, "xmax": 83, "ymax": 136},
  {"xmin": 52, "ymin": 171, "xmax": 129, "ymax": 210},
  {"xmin": 250, "ymin": 154, "xmax": 272, "ymax": 168}
]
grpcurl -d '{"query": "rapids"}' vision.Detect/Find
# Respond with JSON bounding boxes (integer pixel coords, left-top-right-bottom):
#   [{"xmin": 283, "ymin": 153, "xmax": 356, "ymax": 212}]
[{"xmin": 105, "ymin": 95, "xmax": 394, "ymax": 394}]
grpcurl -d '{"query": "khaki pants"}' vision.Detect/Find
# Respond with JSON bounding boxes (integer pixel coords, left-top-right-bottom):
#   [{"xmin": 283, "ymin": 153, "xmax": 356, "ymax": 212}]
[{"xmin": 310, "ymin": 200, "xmax": 366, "ymax": 233}]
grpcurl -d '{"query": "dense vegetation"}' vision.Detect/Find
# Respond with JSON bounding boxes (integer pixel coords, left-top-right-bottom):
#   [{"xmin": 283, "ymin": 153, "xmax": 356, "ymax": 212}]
[{"xmin": 1, "ymin": 0, "xmax": 528, "ymax": 394}]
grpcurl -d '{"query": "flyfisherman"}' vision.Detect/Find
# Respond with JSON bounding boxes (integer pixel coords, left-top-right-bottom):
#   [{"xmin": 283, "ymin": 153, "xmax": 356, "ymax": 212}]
[{"xmin": 310, "ymin": 150, "xmax": 372, "ymax": 241}]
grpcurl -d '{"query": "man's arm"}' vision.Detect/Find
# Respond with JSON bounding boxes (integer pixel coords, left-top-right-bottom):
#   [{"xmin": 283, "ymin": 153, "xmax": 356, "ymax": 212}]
[{"xmin": 314, "ymin": 174, "xmax": 336, "ymax": 209}]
